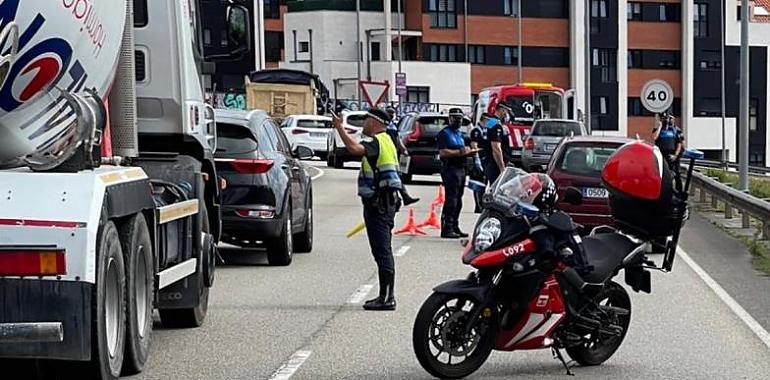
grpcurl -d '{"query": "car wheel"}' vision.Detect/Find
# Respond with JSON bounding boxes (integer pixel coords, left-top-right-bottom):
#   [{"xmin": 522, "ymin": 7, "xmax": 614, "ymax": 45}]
[
  {"xmin": 267, "ymin": 210, "xmax": 293, "ymax": 266},
  {"xmin": 294, "ymin": 192, "xmax": 313, "ymax": 253}
]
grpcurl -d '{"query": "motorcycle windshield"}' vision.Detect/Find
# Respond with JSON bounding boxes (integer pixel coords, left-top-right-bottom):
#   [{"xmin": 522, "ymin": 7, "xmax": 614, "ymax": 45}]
[{"xmin": 485, "ymin": 168, "xmax": 549, "ymax": 215}]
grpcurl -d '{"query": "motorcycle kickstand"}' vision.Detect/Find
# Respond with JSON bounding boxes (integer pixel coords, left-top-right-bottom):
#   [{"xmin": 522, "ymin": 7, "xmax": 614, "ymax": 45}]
[{"xmin": 551, "ymin": 347, "xmax": 575, "ymax": 376}]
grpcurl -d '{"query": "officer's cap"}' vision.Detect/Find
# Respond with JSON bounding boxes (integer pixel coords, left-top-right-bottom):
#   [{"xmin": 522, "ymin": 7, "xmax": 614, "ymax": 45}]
[
  {"xmin": 496, "ymin": 102, "xmax": 513, "ymax": 113},
  {"xmin": 448, "ymin": 107, "xmax": 464, "ymax": 117},
  {"xmin": 367, "ymin": 108, "xmax": 391, "ymax": 125}
]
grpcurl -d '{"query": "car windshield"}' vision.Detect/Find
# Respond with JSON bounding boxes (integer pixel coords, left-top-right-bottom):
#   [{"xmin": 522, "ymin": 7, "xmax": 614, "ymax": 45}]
[
  {"xmin": 417, "ymin": 116, "xmax": 448, "ymax": 133},
  {"xmin": 533, "ymin": 121, "xmax": 582, "ymax": 137},
  {"xmin": 346, "ymin": 114, "xmax": 367, "ymax": 127},
  {"xmin": 216, "ymin": 123, "xmax": 258, "ymax": 154},
  {"xmin": 485, "ymin": 168, "xmax": 553, "ymax": 214},
  {"xmin": 555, "ymin": 144, "xmax": 621, "ymax": 176},
  {"xmin": 296, "ymin": 119, "xmax": 332, "ymax": 129}
]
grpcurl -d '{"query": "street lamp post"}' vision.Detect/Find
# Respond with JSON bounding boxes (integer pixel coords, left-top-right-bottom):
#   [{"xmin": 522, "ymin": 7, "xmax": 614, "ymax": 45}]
[
  {"xmin": 356, "ymin": 0, "xmax": 362, "ymax": 105},
  {"xmin": 517, "ymin": 0, "xmax": 522, "ymax": 83},
  {"xmin": 739, "ymin": 0, "xmax": 750, "ymax": 191}
]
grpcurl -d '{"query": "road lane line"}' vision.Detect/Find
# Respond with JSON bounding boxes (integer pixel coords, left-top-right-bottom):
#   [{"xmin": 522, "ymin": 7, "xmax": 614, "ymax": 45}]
[
  {"xmin": 346, "ymin": 284, "xmax": 375, "ymax": 304},
  {"xmin": 394, "ymin": 245, "xmax": 411, "ymax": 257},
  {"xmin": 309, "ymin": 166, "xmax": 325, "ymax": 180},
  {"xmin": 268, "ymin": 350, "xmax": 312, "ymax": 380},
  {"xmin": 679, "ymin": 248, "xmax": 770, "ymax": 349}
]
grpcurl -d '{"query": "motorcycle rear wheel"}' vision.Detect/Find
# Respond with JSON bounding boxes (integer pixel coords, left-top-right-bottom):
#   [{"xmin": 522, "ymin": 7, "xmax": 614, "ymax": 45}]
[
  {"xmin": 566, "ymin": 281, "xmax": 631, "ymax": 366},
  {"xmin": 413, "ymin": 292, "xmax": 497, "ymax": 379}
]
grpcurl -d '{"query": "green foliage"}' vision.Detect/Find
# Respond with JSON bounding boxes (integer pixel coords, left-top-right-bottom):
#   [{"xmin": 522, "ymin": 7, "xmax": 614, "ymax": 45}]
[{"xmin": 704, "ymin": 168, "xmax": 770, "ymax": 200}]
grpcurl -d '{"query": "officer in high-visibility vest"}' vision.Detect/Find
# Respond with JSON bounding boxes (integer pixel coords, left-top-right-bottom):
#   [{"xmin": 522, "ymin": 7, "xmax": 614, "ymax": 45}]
[{"xmin": 333, "ymin": 108, "xmax": 401, "ymax": 311}]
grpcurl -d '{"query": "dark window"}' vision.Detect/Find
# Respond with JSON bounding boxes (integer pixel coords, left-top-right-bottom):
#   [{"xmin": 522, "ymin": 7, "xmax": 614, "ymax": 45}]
[
  {"xmin": 699, "ymin": 59, "xmax": 721, "ymax": 71},
  {"xmin": 592, "ymin": 96, "xmax": 609, "ymax": 115},
  {"xmin": 371, "ymin": 42, "xmax": 381, "ymax": 61},
  {"xmin": 217, "ymin": 123, "xmax": 259, "ymax": 154},
  {"xmin": 429, "ymin": 0, "xmax": 457, "ymax": 29},
  {"xmin": 298, "ymin": 41, "xmax": 309, "ymax": 53},
  {"xmin": 426, "ymin": 44, "xmax": 459, "ymax": 62},
  {"xmin": 750, "ymin": 98, "xmax": 759, "ymax": 131},
  {"xmin": 627, "ymin": 2, "xmax": 642, "ymax": 20},
  {"xmin": 695, "ymin": 3, "xmax": 709, "ymax": 37},
  {"xmin": 657, "ymin": 4, "xmax": 680, "ymax": 21},
  {"xmin": 696, "ymin": 97, "xmax": 722, "ymax": 116},
  {"xmin": 521, "ymin": 0, "xmax": 568, "ymax": 18},
  {"xmin": 630, "ymin": 97, "xmax": 682, "ymax": 117},
  {"xmin": 468, "ymin": 45, "xmax": 485, "ymax": 64},
  {"xmin": 626, "ymin": 50, "xmax": 680, "ymax": 69},
  {"xmin": 556, "ymin": 144, "xmax": 621, "ymax": 176},
  {"xmin": 522, "ymin": 47, "xmax": 569, "ymax": 67},
  {"xmin": 591, "ymin": 0, "xmax": 608, "ymax": 34},
  {"xmin": 134, "ymin": 0, "xmax": 148, "ymax": 27},
  {"xmin": 270, "ymin": 122, "xmax": 292, "ymax": 154},
  {"xmin": 265, "ymin": 0, "xmax": 281, "ymax": 19},
  {"xmin": 504, "ymin": 0, "xmax": 519, "ymax": 16},
  {"xmin": 593, "ymin": 48, "xmax": 616, "ymax": 83},
  {"xmin": 532, "ymin": 121, "xmax": 583, "ymax": 137},
  {"xmin": 407, "ymin": 86, "xmax": 430, "ymax": 103},
  {"xmin": 265, "ymin": 31, "xmax": 284, "ymax": 62},
  {"xmin": 627, "ymin": 50, "xmax": 641, "ymax": 68},
  {"xmin": 504, "ymin": 47, "xmax": 519, "ymax": 65},
  {"xmin": 591, "ymin": 96, "xmax": 613, "ymax": 131}
]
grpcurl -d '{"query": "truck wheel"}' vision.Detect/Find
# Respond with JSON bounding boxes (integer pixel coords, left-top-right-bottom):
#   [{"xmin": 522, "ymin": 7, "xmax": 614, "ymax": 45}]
[
  {"xmin": 267, "ymin": 210, "xmax": 293, "ymax": 266},
  {"xmin": 119, "ymin": 214, "xmax": 154, "ymax": 375},
  {"xmin": 158, "ymin": 204, "xmax": 211, "ymax": 328},
  {"xmin": 293, "ymin": 192, "xmax": 313, "ymax": 253},
  {"xmin": 76, "ymin": 221, "xmax": 126, "ymax": 380}
]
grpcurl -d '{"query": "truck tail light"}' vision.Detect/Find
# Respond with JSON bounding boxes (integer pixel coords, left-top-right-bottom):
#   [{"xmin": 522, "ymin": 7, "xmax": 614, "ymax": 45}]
[
  {"xmin": 235, "ymin": 209, "xmax": 275, "ymax": 219},
  {"xmin": 524, "ymin": 137, "xmax": 535, "ymax": 150},
  {"xmin": 0, "ymin": 249, "xmax": 66, "ymax": 276},
  {"xmin": 292, "ymin": 128, "xmax": 310, "ymax": 135},
  {"xmin": 229, "ymin": 159, "xmax": 274, "ymax": 174}
]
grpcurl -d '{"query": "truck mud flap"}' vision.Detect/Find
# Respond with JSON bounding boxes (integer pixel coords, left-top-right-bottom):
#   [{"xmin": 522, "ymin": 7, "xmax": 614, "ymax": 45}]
[{"xmin": 0, "ymin": 279, "xmax": 92, "ymax": 361}]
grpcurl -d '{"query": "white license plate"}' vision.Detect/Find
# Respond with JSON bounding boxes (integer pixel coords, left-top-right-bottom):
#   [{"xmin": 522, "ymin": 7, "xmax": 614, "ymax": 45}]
[
  {"xmin": 583, "ymin": 187, "xmax": 608, "ymax": 198},
  {"xmin": 545, "ymin": 144, "xmax": 557, "ymax": 152},
  {"xmin": 310, "ymin": 132, "xmax": 326, "ymax": 138}
]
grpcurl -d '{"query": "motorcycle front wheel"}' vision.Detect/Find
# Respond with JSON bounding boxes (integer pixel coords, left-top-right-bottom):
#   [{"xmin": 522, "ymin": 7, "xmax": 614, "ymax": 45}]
[{"xmin": 412, "ymin": 292, "xmax": 497, "ymax": 379}]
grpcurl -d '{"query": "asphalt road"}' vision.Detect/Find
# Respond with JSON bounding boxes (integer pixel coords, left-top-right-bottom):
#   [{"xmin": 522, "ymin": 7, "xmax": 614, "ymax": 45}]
[{"xmin": 130, "ymin": 161, "xmax": 770, "ymax": 380}]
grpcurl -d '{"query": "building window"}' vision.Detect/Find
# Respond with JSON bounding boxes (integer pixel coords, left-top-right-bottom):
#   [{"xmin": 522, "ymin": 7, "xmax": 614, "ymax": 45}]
[
  {"xmin": 220, "ymin": 30, "xmax": 228, "ymax": 47},
  {"xmin": 371, "ymin": 42, "xmax": 381, "ymax": 61},
  {"xmin": 406, "ymin": 86, "xmax": 430, "ymax": 103},
  {"xmin": 629, "ymin": 97, "xmax": 682, "ymax": 117},
  {"xmin": 750, "ymin": 98, "xmax": 759, "ymax": 131},
  {"xmin": 203, "ymin": 29, "xmax": 212, "ymax": 47},
  {"xmin": 521, "ymin": 0, "xmax": 569, "ymax": 18},
  {"xmin": 591, "ymin": 96, "xmax": 613, "ymax": 131},
  {"xmin": 627, "ymin": 50, "xmax": 641, "ymax": 68},
  {"xmin": 429, "ymin": 0, "xmax": 457, "ymax": 29},
  {"xmin": 592, "ymin": 96, "xmax": 608, "ymax": 115},
  {"xmin": 265, "ymin": 31, "xmax": 284, "ymax": 62},
  {"xmin": 626, "ymin": 50, "xmax": 680, "ymax": 69},
  {"xmin": 699, "ymin": 60, "xmax": 721, "ymax": 71},
  {"xmin": 504, "ymin": 47, "xmax": 519, "ymax": 65},
  {"xmin": 504, "ymin": 0, "xmax": 519, "ymax": 16},
  {"xmin": 298, "ymin": 41, "xmax": 309, "ymax": 53},
  {"xmin": 590, "ymin": 0, "xmax": 608, "ymax": 33},
  {"xmin": 627, "ymin": 2, "xmax": 641, "ymax": 20},
  {"xmin": 593, "ymin": 48, "xmax": 616, "ymax": 83},
  {"xmin": 426, "ymin": 44, "xmax": 459, "ymax": 62},
  {"xmin": 694, "ymin": 3, "xmax": 709, "ymax": 37},
  {"xmin": 265, "ymin": 0, "xmax": 281, "ymax": 19},
  {"xmin": 657, "ymin": 4, "xmax": 681, "ymax": 21},
  {"xmin": 468, "ymin": 45, "xmax": 485, "ymax": 64},
  {"xmin": 521, "ymin": 47, "xmax": 569, "ymax": 67}
]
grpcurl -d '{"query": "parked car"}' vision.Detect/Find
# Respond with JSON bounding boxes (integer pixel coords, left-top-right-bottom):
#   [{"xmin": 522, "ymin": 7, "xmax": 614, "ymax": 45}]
[
  {"xmin": 547, "ymin": 136, "xmax": 632, "ymax": 233},
  {"xmin": 214, "ymin": 109, "xmax": 314, "ymax": 266},
  {"xmin": 326, "ymin": 110, "xmax": 368, "ymax": 168},
  {"xmin": 396, "ymin": 112, "xmax": 471, "ymax": 182},
  {"xmin": 281, "ymin": 114, "xmax": 333, "ymax": 160},
  {"xmin": 522, "ymin": 119, "xmax": 587, "ymax": 172}
]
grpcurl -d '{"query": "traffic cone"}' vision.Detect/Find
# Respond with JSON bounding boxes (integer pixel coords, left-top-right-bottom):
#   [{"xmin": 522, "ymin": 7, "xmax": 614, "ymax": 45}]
[
  {"xmin": 417, "ymin": 203, "xmax": 441, "ymax": 229},
  {"xmin": 394, "ymin": 208, "xmax": 427, "ymax": 236},
  {"xmin": 432, "ymin": 185, "xmax": 446, "ymax": 207}
]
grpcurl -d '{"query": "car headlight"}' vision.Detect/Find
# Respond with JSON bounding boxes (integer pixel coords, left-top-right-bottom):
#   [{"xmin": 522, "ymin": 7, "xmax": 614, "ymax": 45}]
[{"xmin": 474, "ymin": 217, "xmax": 502, "ymax": 251}]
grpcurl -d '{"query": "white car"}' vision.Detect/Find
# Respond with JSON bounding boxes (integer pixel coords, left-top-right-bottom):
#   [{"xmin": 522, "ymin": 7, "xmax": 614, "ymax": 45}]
[
  {"xmin": 326, "ymin": 111, "xmax": 368, "ymax": 168},
  {"xmin": 281, "ymin": 115, "xmax": 333, "ymax": 160}
]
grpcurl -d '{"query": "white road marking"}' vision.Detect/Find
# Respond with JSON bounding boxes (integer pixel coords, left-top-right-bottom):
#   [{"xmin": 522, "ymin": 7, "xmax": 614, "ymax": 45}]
[
  {"xmin": 267, "ymin": 350, "xmax": 312, "ymax": 380},
  {"xmin": 346, "ymin": 284, "xmax": 375, "ymax": 304},
  {"xmin": 678, "ymin": 248, "xmax": 770, "ymax": 349},
  {"xmin": 309, "ymin": 166, "xmax": 325, "ymax": 180},
  {"xmin": 394, "ymin": 245, "xmax": 411, "ymax": 257}
]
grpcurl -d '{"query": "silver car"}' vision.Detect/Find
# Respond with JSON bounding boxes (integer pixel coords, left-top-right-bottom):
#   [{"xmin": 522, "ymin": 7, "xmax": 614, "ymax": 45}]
[{"xmin": 521, "ymin": 119, "xmax": 587, "ymax": 172}]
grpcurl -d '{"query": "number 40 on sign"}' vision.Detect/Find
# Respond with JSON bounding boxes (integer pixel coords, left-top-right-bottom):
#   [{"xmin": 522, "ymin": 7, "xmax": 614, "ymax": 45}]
[{"xmin": 640, "ymin": 79, "xmax": 674, "ymax": 114}]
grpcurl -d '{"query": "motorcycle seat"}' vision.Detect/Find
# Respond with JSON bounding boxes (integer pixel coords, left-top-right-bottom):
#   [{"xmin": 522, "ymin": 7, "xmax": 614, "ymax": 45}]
[{"xmin": 580, "ymin": 233, "xmax": 640, "ymax": 283}]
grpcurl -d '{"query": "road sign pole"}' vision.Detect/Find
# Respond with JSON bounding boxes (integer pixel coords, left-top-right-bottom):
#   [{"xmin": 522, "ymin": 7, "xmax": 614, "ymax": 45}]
[{"xmin": 739, "ymin": 0, "xmax": 750, "ymax": 192}]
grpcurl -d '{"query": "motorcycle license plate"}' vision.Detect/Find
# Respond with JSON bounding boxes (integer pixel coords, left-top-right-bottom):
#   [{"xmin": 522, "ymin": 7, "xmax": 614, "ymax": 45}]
[{"xmin": 583, "ymin": 187, "xmax": 608, "ymax": 199}]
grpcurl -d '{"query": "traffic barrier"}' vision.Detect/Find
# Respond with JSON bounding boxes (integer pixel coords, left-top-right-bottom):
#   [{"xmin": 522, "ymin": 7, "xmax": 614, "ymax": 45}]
[
  {"xmin": 432, "ymin": 185, "xmax": 445, "ymax": 207},
  {"xmin": 417, "ymin": 203, "xmax": 441, "ymax": 230},
  {"xmin": 394, "ymin": 208, "xmax": 427, "ymax": 236}
]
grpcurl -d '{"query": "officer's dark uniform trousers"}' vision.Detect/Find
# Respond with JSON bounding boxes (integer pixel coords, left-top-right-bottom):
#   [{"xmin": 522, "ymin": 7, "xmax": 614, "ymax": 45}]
[{"xmin": 441, "ymin": 164, "xmax": 466, "ymax": 232}]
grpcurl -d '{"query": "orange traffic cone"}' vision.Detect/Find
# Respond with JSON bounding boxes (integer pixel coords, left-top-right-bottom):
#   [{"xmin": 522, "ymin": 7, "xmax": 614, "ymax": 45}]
[
  {"xmin": 417, "ymin": 203, "xmax": 441, "ymax": 229},
  {"xmin": 394, "ymin": 208, "xmax": 427, "ymax": 236},
  {"xmin": 432, "ymin": 185, "xmax": 446, "ymax": 207}
]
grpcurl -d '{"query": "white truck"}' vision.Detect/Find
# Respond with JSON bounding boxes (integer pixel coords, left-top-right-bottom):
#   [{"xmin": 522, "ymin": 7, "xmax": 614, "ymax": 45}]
[{"xmin": 0, "ymin": 1, "xmax": 250, "ymax": 379}]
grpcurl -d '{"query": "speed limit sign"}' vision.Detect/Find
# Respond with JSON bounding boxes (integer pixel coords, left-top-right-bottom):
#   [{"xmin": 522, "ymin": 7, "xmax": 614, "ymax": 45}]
[{"xmin": 640, "ymin": 79, "xmax": 674, "ymax": 114}]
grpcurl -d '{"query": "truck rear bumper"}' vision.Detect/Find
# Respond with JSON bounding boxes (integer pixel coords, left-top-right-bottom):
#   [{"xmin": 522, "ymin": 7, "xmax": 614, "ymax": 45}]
[{"xmin": 0, "ymin": 279, "xmax": 92, "ymax": 361}]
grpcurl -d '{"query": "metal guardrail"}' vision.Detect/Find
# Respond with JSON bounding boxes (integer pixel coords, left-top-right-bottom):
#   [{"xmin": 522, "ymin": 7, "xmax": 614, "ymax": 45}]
[
  {"xmin": 695, "ymin": 159, "xmax": 770, "ymax": 176},
  {"xmin": 689, "ymin": 170, "xmax": 770, "ymax": 236}
]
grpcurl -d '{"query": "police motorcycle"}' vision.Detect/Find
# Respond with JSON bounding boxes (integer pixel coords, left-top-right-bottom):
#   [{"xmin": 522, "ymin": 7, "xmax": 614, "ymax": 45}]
[{"xmin": 412, "ymin": 141, "xmax": 703, "ymax": 379}]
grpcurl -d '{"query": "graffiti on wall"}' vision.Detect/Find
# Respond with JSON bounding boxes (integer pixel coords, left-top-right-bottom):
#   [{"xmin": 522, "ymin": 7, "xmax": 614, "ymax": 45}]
[
  {"xmin": 206, "ymin": 91, "xmax": 247, "ymax": 110},
  {"xmin": 334, "ymin": 99, "xmax": 448, "ymax": 116}
]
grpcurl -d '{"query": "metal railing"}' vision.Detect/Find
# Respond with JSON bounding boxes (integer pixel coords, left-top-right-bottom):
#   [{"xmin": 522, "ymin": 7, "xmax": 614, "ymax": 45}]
[
  {"xmin": 695, "ymin": 159, "xmax": 770, "ymax": 176},
  {"xmin": 689, "ymin": 170, "xmax": 770, "ymax": 237}
]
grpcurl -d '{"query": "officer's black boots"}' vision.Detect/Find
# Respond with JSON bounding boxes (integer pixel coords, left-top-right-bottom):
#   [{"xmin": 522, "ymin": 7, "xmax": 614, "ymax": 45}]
[
  {"xmin": 363, "ymin": 271, "xmax": 396, "ymax": 311},
  {"xmin": 454, "ymin": 227, "xmax": 469, "ymax": 238},
  {"xmin": 401, "ymin": 189, "xmax": 419, "ymax": 206}
]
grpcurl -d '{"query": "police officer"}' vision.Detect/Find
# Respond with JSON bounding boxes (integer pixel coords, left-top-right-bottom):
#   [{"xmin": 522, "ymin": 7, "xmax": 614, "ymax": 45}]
[
  {"xmin": 333, "ymin": 108, "xmax": 401, "ymax": 311},
  {"xmin": 652, "ymin": 113, "xmax": 684, "ymax": 189},
  {"xmin": 386, "ymin": 107, "xmax": 419, "ymax": 205},
  {"xmin": 484, "ymin": 102, "xmax": 514, "ymax": 184},
  {"xmin": 437, "ymin": 108, "xmax": 478, "ymax": 239}
]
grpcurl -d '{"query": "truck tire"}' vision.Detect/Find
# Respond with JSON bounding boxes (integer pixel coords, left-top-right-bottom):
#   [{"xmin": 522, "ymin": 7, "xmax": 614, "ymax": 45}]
[
  {"xmin": 267, "ymin": 209, "xmax": 293, "ymax": 266},
  {"xmin": 76, "ymin": 221, "xmax": 126, "ymax": 380},
  {"xmin": 119, "ymin": 214, "xmax": 154, "ymax": 375},
  {"xmin": 158, "ymin": 204, "xmax": 211, "ymax": 328},
  {"xmin": 294, "ymin": 192, "xmax": 313, "ymax": 253}
]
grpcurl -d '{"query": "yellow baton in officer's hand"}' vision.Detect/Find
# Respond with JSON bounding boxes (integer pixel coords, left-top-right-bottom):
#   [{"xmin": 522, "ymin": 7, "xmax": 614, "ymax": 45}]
[{"xmin": 346, "ymin": 221, "xmax": 366, "ymax": 239}]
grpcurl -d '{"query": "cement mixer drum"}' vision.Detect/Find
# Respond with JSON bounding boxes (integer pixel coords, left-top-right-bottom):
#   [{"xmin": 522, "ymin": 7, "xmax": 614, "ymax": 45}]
[{"xmin": 0, "ymin": 0, "xmax": 126, "ymax": 169}]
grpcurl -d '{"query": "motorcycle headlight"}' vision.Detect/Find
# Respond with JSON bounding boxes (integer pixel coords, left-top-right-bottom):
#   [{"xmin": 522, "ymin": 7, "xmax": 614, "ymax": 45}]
[{"xmin": 474, "ymin": 217, "xmax": 502, "ymax": 251}]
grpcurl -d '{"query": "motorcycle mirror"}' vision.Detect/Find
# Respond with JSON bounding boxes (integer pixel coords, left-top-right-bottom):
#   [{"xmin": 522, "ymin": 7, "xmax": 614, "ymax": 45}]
[{"xmin": 563, "ymin": 187, "xmax": 583, "ymax": 206}]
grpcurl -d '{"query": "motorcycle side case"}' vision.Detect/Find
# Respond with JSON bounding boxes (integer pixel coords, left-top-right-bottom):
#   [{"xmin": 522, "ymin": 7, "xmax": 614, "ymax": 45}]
[{"xmin": 433, "ymin": 279, "xmax": 493, "ymax": 303}]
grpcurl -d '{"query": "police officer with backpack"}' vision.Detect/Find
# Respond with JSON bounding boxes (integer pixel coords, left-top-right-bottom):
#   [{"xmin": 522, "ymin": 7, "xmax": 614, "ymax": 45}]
[
  {"xmin": 333, "ymin": 108, "xmax": 401, "ymax": 311},
  {"xmin": 483, "ymin": 102, "xmax": 514, "ymax": 184}
]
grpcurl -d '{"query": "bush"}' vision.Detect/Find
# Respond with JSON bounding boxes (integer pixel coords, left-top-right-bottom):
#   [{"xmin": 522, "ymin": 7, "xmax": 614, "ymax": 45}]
[{"xmin": 704, "ymin": 168, "xmax": 770, "ymax": 199}]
